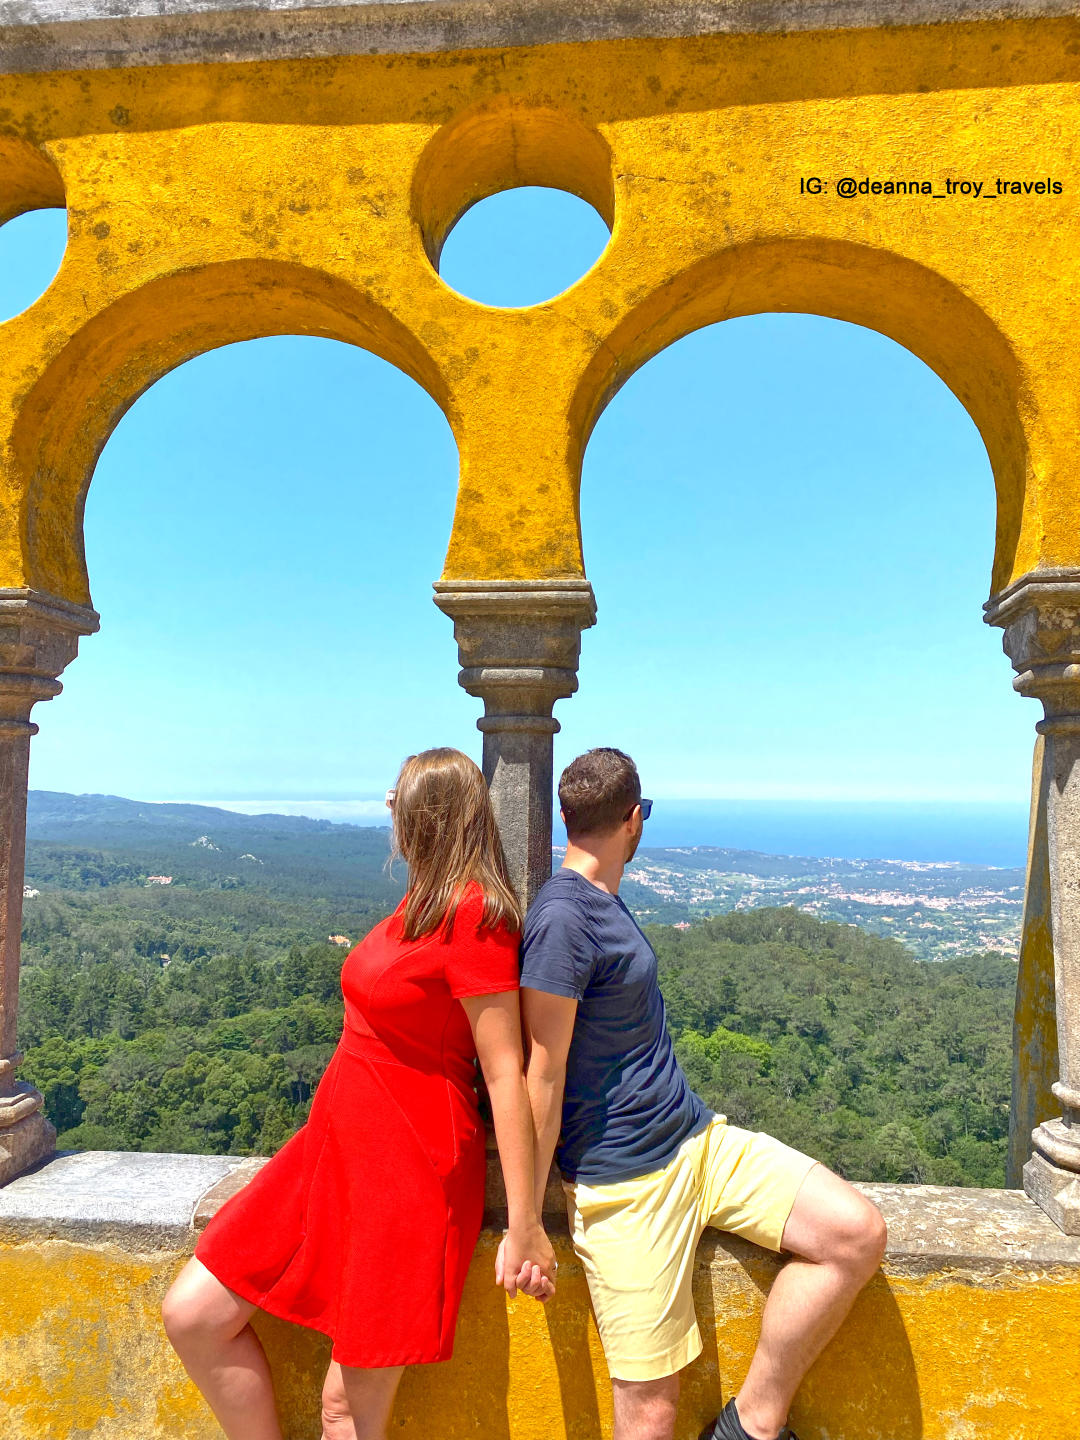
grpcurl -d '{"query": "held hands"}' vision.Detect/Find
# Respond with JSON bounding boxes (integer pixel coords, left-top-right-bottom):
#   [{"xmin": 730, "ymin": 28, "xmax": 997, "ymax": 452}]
[{"xmin": 495, "ymin": 1221, "xmax": 557, "ymax": 1303}]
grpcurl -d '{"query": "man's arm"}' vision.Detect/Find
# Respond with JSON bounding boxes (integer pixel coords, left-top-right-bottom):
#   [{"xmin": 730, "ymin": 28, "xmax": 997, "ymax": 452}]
[{"xmin": 520, "ymin": 987, "xmax": 578, "ymax": 1216}]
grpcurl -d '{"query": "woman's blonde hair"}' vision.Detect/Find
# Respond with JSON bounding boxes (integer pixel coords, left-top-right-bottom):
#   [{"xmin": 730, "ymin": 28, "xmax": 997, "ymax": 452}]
[{"xmin": 390, "ymin": 748, "xmax": 522, "ymax": 941}]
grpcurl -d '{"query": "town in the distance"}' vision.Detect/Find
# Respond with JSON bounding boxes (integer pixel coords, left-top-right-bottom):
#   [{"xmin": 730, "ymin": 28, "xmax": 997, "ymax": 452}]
[{"xmin": 24, "ymin": 790, "xmax": 1022, "ymax": 964}]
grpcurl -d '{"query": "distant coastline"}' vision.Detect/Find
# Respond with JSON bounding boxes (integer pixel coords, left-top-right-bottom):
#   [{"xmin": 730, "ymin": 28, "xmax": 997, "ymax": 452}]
[
  {"xmin": 26, "ymin": 791, "xmax": 1025, "ymax": 959},
  {"xmin": 198, "ymin": 796, "xmax": 1030, "ymax": 869},
  {"xmin": 592, "ymin": 800, "xmax": 1030, "ymax": 868}
]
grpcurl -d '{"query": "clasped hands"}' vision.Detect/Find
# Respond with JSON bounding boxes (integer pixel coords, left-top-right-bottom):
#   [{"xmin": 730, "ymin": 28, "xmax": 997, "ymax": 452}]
[{"xmin": 495, "ymin": 1222, "xmax": 558, "ymax": 1303}]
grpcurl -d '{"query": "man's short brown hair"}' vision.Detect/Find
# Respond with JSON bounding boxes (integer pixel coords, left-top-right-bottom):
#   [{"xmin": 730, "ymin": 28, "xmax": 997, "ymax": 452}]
[{"xmin": 559, "ymin": 748, "xmax": 641, "ymax": 840}]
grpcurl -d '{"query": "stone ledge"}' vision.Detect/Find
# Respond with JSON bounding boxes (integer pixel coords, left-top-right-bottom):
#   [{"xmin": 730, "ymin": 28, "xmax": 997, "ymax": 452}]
[
  {"xmin": 849, "ymin": 1181, "xmax": 1080, "ymax": 1274},
  {"xmin": 193, "ymin": 1154, "xmax": 268, "ymax": 1229},
  {"xmin": 0, "ymin": 1149, "xmax": 245, "ymax": 1248},
  {"xmin": 2, "ymin": 0, "xmax": 1080, "ymax": 74},
  {"xmin": 8, "ymin": 1151, "xmax": 1078, "ymax": 1279}
]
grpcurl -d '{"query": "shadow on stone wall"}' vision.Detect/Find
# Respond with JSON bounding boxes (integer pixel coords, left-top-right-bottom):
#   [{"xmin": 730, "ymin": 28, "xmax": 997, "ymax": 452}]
[
  {"xmin": 456, "ymin": 1228, "xmax": 925, "ymax": 1440},
  {"xmin": 250, "ymin": 1235, "xmax": 516, "ymax": 1440},
  {"xmin": 686, "ymin": 1237, "xmax": 922, "ymax": 1440}
]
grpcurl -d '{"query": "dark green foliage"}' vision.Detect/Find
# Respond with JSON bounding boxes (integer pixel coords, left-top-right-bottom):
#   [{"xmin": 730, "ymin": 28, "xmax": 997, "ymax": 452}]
[
  {"xmin": 17, "ymin": 795, "xmax": 1014, "ymax": 1185},
  {"xmin": 655, "ymin": 908, "xmax": 1013, "ymax": 1186},
  {"xmin": 20, "ymin": 941, "xmax": 349, "ymax": 1156},
  {"xmin": 18, "ymin": 793, "xmax": 395, "ymax": 1155}
]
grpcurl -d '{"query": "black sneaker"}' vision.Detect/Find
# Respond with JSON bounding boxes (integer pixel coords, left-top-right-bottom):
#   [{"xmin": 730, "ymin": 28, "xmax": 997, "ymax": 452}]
[{"xmin": 698, "ymin": 1398, "xmax": 801, "ymax": 1440}]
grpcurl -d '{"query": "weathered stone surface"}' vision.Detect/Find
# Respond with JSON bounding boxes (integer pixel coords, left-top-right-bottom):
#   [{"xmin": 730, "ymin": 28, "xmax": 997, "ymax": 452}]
[
  {"xmin": 858, "ymin": 1180, "xmax": 1080, "ymax": 1271},
  {"xmin": 0, "ymin": 1149, "xmax": 242, "ymax": 1246},
  {"xmin": 0, "ymin": 593, "xmax": 98, "ymax": 1189},
  {"xmin": 1008, "ymin": 732, "xmax": 1058, "ymax": 1186},
  {"xmin": 0, "ymin": 592, "xmax": 99, "ymax": 1188},
  {"xmin": 3, "ymin": 0, "xmax": 1080, "ymax": 73},
  {"xmin": 4, "ymin": 1154, "xmax": 1080, "ymax": 1436},
  {"xmin": 193, "ymin": 1155, "xmax": 269, "ymax": 1230},
  {"xmin": 0, "ymin": 1102, "xmax": 54, "ymax": 1188},
  {"xmin": 9, "ymin": 1148, "xmax": 1080, "ymax": 1278},
  {"xmin": 0, "ymin": 593, "xmax": 99, "ymax": 1078},
  {"xmin": 1023, "ymin": 1148, "xmax": 1080, "ymax": 1233}
]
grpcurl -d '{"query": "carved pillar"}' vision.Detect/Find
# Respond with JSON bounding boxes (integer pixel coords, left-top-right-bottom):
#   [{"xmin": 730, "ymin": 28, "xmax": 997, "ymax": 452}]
[
  {"xmin": 0, "ymin": 591, "xmax": 98, "ymax": 1186},
  {"xmin": 434, "ymin": 579, "xmax": 596, "ymax": 907},
  {"xmin": 986, "ymin": 571, "xmax": 1080, "ymax": 1230}
]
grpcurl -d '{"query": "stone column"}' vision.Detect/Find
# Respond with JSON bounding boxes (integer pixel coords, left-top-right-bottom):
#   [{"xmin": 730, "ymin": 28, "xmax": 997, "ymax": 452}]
[
  {"xmin": 434, "ymin": 579, "xmax": 596, "ymax": 907},
  {"xmin": 0, "ymin": 590, "xmax": 98, "ymax": 1186},
  {"xmin": 1007, "ymin": 732, "xmax": 1058, "ymax": 1188},
  {"xmin": 986, "ymin": 570, "xmax": 1080, "ymax": 1231}
]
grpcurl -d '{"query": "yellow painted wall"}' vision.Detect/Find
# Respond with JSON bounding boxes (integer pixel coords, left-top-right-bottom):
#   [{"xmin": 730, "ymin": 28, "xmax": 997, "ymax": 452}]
[
  {"xmin": 2, "ymin": 18, "xmax": 1080, "ymax": 602},
  {"xmin": 2, "ymin": 1230, "xmax": 1080, "ymax": 1439}
]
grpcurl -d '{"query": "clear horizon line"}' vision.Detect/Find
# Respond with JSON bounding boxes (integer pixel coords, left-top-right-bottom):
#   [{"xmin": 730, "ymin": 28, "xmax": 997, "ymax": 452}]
[
  {"xmin": 30, "ymin": 789, "xmax": 1031, "ymax": 813},
  {"xmin": 154, "ymin": 795, "xmax": 1030, "ymax": 810}
]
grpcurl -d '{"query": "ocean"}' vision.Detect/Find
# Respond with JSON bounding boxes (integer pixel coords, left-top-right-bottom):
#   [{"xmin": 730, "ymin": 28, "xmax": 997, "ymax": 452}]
[
  {"xmin": 557, "ymin": 800, "xmax": 1031, "ymax": 868},
  {"xmin": 212, "ymin": 797, "xmax": 1032, "ymax": 868}
]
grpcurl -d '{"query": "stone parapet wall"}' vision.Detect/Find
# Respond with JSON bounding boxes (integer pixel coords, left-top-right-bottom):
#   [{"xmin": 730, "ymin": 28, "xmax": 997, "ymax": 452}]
[
  {"xmin": 5, "ymin": 0, "xmax": 1080, "ymax": 75},
  {"xmin": 1, "ymin": 1152, "xmax": 1079, "ymax": 1439}
]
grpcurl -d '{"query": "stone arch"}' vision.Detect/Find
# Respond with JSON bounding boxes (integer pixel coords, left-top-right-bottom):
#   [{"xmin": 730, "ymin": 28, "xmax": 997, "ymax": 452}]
[
  {"xmin": 0, "ymin": 134, "xmax": 66, "ymax": 229},
  {"xmin": 570, "ymin": 237, "xmax": 1030, "ymax": 596},
  {"xmin": 9, "ymin": 259, "xmax": 455, "ymax": 604}
]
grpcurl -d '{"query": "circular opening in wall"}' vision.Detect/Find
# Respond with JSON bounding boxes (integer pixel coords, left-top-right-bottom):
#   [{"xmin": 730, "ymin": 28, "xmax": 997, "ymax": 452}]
[
  {"xmin": 412, "ymin": 102, "xmax": 615, "ymax": 308},
  {"xmin": 438, "ymin": 186, "xmax": 611, "ymax": 308},
  {"xmin": 0, "ymin": 207, "xmax": 68, "ymax": 322}
]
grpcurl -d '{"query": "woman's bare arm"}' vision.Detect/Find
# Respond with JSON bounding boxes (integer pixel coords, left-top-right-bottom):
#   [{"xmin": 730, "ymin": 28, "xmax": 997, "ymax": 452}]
[{"xmin": 461, "ymin": 990, "xmax": 557, "ymax": 1301}]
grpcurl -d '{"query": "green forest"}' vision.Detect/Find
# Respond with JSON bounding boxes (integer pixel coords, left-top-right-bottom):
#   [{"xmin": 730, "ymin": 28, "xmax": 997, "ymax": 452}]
[
  {"xmin": 655, "ymin": 909, "xmax": 1011, "ymax": 1187},
  {"xmin": 17, "ymin": 793, "xmax": 1014, "ymax": 1186}
]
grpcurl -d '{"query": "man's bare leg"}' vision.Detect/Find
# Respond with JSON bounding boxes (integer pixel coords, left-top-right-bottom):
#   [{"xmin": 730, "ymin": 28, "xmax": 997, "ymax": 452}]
[
  {"xmin": 612, "ymin": 1374, "xmax": 680, "ymax": 1440},
  {"xmin": 731, "ymin": 1166, "xmax": 887, "ymax": 1439}
]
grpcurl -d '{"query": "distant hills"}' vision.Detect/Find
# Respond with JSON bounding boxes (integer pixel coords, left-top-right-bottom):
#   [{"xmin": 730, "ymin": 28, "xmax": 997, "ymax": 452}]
[
  {"xmin": 28, "ymin": 789, "xmax": 382, "ymax": 842},
  {"xmin": 25, "ymin": 790, "xmax": 401, "ymax": 907},
  {"xmin": 23, "ymin": 791, "xmax": 1023, "ymax": 960}
]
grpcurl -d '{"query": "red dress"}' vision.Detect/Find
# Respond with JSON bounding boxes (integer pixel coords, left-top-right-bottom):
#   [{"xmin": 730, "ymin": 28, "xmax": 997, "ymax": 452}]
[{"xmin": 194, "ymin": 882, "xmax": 520, "ymax": 1368}]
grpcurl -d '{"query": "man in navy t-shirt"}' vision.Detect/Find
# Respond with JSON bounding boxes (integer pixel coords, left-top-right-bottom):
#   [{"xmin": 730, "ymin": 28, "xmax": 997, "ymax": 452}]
[{"xmin": 520, "ymin": 749, "xmax": 887, "ymax": 1440}]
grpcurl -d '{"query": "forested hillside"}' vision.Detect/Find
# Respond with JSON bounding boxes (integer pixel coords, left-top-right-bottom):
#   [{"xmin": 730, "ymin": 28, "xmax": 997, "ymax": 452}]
[
  {"xmin": 19, "ymin": 792, "xmax": 402, "ymax": 1154},
  {"xmin": 657, "ymin": 910, "xmax": 1011, "ymax": 1187},
  {"xmin": 19, "ymin": 899, "xmax": 1012, "ymax": 1183},
  {"xmin": 25, "ymin": 789, "xmax": 402, "ymax": 904},
  {"xmin": 16, "ymin": 793, "xmax": 1014, "ymax": 1185}
]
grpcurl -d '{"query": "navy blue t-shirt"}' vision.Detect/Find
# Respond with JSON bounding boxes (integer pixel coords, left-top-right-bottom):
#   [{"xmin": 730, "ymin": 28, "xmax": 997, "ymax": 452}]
[{"xmin": 520, "ymin": 868, "xmax": 712, "ymax": 1184}]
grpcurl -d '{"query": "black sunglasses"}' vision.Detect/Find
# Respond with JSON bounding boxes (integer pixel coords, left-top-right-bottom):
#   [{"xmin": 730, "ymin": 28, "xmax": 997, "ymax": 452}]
[{"xmin": 626, "ymin": 797, "xmax": 653, "ymax": 822}]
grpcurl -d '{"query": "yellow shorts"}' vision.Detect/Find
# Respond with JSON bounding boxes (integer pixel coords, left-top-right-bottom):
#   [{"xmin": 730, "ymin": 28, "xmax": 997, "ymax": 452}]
[{"xmin": 563, "ymin": 1114, "xmax": 818, "ymax": 1382}]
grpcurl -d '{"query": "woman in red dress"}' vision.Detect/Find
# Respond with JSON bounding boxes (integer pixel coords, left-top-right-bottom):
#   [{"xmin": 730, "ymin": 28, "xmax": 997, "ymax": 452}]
[{"xmin": 162, "ymin": 748, "xmax": 556, "ymax": 1439}]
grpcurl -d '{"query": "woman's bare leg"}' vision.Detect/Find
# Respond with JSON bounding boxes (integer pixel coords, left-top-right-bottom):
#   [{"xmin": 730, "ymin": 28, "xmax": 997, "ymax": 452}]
[
  {"xmin": 321, "ymin": 1360, "xmax": 404, "ymax": 1440},
  {"xmin": 162, "ymin": 1256, "xmax": 283, "ymax": 1440}
]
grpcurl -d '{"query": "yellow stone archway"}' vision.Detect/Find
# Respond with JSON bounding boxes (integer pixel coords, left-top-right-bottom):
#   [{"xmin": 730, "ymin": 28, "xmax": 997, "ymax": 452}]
[{"xmin": 2, "ymin": 16, "xmax": 1080, "ymax": 1437}]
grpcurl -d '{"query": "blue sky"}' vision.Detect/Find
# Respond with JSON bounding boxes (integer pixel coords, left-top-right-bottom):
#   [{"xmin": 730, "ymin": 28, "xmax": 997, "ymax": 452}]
[{"xmin": 0, "ymin": 192, "xmax": 1035, "ymax": 833}]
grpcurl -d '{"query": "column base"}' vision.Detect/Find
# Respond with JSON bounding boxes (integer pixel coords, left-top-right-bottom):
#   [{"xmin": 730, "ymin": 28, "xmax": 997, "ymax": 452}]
[
  {"xmin": 0, "ymin": 1085, "xmax": 55, "ymax": 1186},
  {"xmin": 1024, "ymin": 1149, "xmax": 1080, "ymax": 1234}
]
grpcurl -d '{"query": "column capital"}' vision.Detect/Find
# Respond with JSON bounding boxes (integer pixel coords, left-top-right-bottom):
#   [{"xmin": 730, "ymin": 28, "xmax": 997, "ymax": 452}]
[
  {"xmin": 434, "ymin": 578, "xmax": 597, "ymax": 907},
  {"xmin": 0, "ymin": 588, "xmax": 100, "ymax": 727},
  {"xmin": 433, "ymin": 579, "xmax": 597, "ymax": 724},
  {"xmin": 984, "ymin": 568, "xmax": 1080, "ymax": 724}
]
